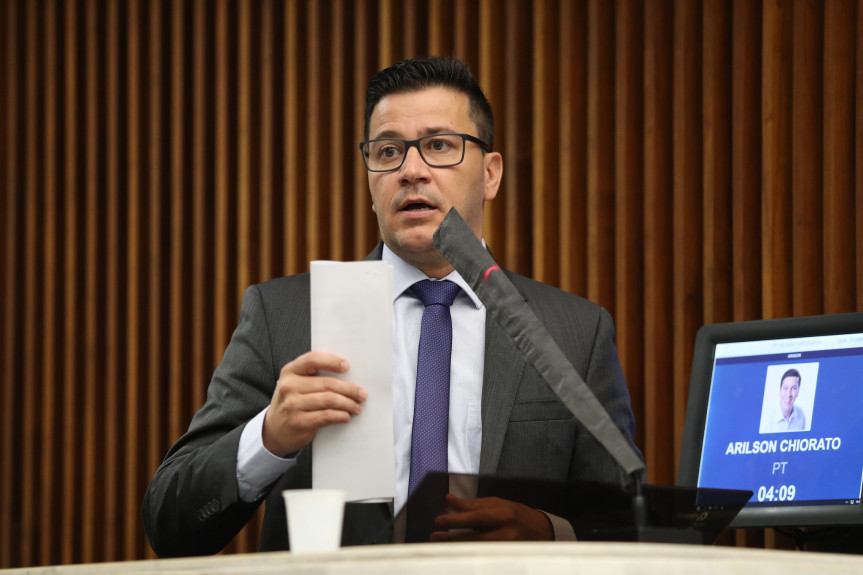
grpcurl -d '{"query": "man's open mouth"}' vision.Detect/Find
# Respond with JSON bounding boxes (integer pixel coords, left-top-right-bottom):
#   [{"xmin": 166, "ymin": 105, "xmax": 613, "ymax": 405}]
[{"xmin": 402, "ymin": 202, "xmax": 434, "ymax": 211}]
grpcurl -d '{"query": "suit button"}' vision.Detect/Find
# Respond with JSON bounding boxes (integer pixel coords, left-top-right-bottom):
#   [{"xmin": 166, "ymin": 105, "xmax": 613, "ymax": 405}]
[{"xmin": 199, "ymin": 499, "xmax": 220, "ymax": 522}]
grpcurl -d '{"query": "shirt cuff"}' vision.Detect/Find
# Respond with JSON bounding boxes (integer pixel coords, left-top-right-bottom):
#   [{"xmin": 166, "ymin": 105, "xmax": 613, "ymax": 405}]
[
  {"xmin": 237, "ymin": 407, "xmax": 298, "ymax": 502},
  {"xmin": 541, "ymin": 510, "xmax": 577, "ymax": 541}
]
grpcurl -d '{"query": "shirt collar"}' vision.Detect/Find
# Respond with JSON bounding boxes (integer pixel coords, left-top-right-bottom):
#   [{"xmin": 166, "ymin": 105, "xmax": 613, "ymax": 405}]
[
  {"xmin": 775, "ymin": 405, "xmax": 799, "ymax": 423},
  {"xmin": 382, "ymin": 243, "xmax": 484, "ymax": 310}
]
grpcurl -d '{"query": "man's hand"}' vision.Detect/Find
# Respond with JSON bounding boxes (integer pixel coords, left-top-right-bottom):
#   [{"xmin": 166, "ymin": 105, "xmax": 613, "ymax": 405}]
[
  {"xmin": 430, "ymin": 494, "xmax": 554, "ymax": 542},
  {"xmin": 262, "ymin": 351, "xmax": 367, "ymax": 457}
]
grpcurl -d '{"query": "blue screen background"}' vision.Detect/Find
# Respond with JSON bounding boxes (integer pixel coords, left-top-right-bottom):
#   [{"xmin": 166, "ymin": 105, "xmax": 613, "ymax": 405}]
[{"xmin": 698, "ymin": 352, "xmax": 863, "ymax": 506}]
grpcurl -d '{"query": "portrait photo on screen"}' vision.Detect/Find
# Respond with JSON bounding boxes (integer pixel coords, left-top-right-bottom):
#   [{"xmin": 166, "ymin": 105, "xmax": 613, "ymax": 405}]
[{"xmin": 758, "ymin": 362, "xmax": 818, "ymax": 434}]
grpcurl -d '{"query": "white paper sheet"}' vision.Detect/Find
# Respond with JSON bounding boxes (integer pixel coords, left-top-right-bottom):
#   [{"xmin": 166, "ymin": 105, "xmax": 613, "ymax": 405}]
[{"xmin": 310, "ymin": 260, "xmax": 395, "ymax": 502}]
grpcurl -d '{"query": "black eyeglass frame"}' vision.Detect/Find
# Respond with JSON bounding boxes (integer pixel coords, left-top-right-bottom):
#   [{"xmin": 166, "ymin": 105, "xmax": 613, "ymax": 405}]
[{"xmin": 358, "ymin": 133, "xmax": 491, "ymax": 172}]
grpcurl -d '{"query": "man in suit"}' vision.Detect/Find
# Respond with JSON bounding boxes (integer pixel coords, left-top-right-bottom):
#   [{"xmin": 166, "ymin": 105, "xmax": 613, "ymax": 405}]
[{"xmin": 143, "ymin": 56, "xmax": 642, "ymax": 557}]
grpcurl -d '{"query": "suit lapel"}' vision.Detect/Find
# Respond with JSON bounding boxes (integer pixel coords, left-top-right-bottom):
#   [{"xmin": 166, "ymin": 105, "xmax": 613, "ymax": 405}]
[
  {"xmin": 479, "ymin": 310, "xmax": 526, "ymax": 474},
  {"xmin": 364, "ymin": 242, "xmax": 385, "ymax": 261}
]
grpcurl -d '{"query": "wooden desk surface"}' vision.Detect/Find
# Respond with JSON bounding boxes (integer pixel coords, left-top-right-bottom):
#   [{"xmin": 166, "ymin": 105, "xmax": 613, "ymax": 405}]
[{"xmin": 4, "ymin": 542, "xmax": 863, "ymax": 575}]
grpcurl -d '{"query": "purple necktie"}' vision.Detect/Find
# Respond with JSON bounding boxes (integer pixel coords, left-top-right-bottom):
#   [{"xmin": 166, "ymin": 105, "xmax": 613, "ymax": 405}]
[{"xmin": 408, "ymin": 279, "xmax": 461, "ymax": 497}]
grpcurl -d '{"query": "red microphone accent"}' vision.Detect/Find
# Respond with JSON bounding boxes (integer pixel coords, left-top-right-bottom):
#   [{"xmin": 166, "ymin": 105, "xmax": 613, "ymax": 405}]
[{"xmin": 482, "ymin": 265, "xmax": 500, "ymax": 282}]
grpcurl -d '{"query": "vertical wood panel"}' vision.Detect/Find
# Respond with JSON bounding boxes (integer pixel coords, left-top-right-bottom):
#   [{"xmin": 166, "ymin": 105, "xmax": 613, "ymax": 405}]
[
  {"xmin": 643, "ymin": 0, "xmax": 674, "ymax": 485},
  {"xmin": 823, "ymin": 0, "xmax": 857, "ymax": 314},
  {"xmin": 791, "ymin": 0, "xmax": 824, "ymax": 317},
  {"xmin": 284, "ymin": 0, "xmax": 301, "ymax": 273},
  {"xmin": 168, "ymin": 0, "xmax": 186, "ymax": 458},
  {"xmin": 214, "ymin": 0, "xmax": 230, "ymax": 362},
  {"xmin": 614, "ymin": 0, "xmax": 645, "ymax": 447},
  {"xmin": 21, "ymin": 0, "xmax": 39, "ymax": 565},
  {"xmin": 237, "ymin": 0, "xmax": 252, "ymax": 297},
  {"xmin": 378, "ymin": 0, "xmax": 396, "ymax": 66},
  {"xmin": 403, "ymin": 0, "xmax": 422, "ymax": 56},
  {"xmin": 306, "ymin": 0, "xmax": 322, "ymax": 262},
  {"xmin": 145, "ymin": 0, "xmax": 164, "ymax": 560},
  {"xmin": 762, "ymin": 0, "xmax": 793, "ymax": 319},
  {"xmin": 0, "ymin": 0, "xmax": 16, "ymax": 562},
  {"xmin": 858, "ymin": 0, "xmax": 863, "ymax": 312},
  {"xmin": 62, "ymin": 0, "xmax": 81, "ymax": 563},
  {"xmin": 586, "ymin": 0, "xmax": 615, "ymax": 311},
  {"xmin": 557, "ymin": 0, "xmax": 588, "ymax": 297},
  {"xmin": 82, "ymin": 0, "xmax": 101, "ymax": 561},
  {"xmin": 191, "ymin": 0, "xmax": 209, "ymax": 432},
  {"xmin": 731, "ymin": 0, "xmax": 762, "ymax": 321},
  {"xmin": 330, "ymin": 0, "xmax": 347, "ymax": 261},
  {"xmin": 123, "ymin": 0, "xmax": 141, "ymax": 560},
  {"xmin": 453, "ymin": 0, "xmax": 477, "ymax": 62},
  {"xmin": 702, "ymin": 0, "xmax": 732, "ymax": 325},
  {"xmin": 40, "ymin": 0, "xmax": 60, "ymax": 565},
  {"xmin": 532, "ymin": 0, "xmax": 560, "ymax": 285},
  {"xmin": 103, "ymin": 0, "xmax": 121, "ymax": 561},
  {"xmin": 672, "ymin": 0, "xmax": 703, "ymax": 460},
  {"xmin": 353, "ymin": 0, "xmax": 376, "ymax": 261},
  {"xmin": 428, "ymin": 0, "xmax": 447, "ymax": 54},
  {"xmin": 478, "ymin": 0, "xmax": 506, "ymax": 255},
  {"xmin": 502, "ymin": 0, "xmax": 532, "ymax": 275},
  {"xmin": 259, "ymin": 0, "xmax": 274, "ymax": 279}
]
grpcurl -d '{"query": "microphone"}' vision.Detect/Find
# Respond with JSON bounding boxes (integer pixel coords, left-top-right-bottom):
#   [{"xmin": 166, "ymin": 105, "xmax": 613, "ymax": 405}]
[{"xmin": 433, "ymin": 207, "xmax": 646, "ymax": 483}]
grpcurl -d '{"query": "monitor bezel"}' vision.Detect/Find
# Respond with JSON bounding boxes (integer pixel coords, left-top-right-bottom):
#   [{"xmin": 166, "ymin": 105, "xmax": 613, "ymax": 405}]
[{"xmin": 678, "ymin": 312, "xmax": 863, "ymax": 529}]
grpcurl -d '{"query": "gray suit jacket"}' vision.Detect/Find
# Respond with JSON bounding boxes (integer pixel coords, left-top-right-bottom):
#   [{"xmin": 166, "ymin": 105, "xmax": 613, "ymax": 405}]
[{"xmin": 142, "ymin": 244, "xmax": 642, "ymax": 557}]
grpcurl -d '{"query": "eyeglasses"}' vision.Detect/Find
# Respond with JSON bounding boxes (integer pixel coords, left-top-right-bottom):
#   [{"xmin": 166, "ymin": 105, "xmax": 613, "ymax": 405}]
[{"xmin": 359, "ymin": 133, "xmax": 491, "ymax": 172}]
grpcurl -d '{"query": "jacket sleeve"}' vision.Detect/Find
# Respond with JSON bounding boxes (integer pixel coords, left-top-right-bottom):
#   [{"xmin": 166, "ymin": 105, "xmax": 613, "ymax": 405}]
[
  {"xmin": 570, "ymin": 305, "xmax": 644, "ymax": 485},
  {"xmin": 142, "ymin": 284, "xmax": 281, "ymax": 557}
]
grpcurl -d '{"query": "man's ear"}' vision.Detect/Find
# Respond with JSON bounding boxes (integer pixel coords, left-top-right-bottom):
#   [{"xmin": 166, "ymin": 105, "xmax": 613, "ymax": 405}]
[{"xmin": 483, "ymin": 152, "xmax": 503, "ymax": 202}]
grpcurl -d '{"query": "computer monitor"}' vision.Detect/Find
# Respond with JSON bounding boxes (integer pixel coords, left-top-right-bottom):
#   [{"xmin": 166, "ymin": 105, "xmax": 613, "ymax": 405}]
[{"xmin": 678, "ymin": 312, "xmax": 863, "ymax": 528}]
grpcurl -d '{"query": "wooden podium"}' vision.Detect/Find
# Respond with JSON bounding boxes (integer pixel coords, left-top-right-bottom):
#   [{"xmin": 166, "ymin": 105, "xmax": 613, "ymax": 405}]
[{"xmin": 4, "ymin": 542, "xmax": 863, "ymax": 575}]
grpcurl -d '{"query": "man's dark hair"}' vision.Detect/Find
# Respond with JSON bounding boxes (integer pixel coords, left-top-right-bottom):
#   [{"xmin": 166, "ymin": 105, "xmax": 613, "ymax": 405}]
[
  {"xmin": 363, "ymin": 56, "xmax": 495, "ymax": 149},
  {"xmin": 780, "ymin": 368, "xmax": 802, "ymax": 387}
]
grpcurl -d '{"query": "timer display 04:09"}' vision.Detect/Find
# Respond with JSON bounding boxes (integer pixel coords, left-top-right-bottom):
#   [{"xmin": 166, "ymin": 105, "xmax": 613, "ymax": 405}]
[{"xmin": 757, "ymin": 484, "xmax": 796, "ymax": 502}]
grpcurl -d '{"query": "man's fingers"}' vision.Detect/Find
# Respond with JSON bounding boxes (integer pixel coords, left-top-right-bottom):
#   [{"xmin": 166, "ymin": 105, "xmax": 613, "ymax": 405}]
[
  {"xmin": 435, "ymin": 507, "xmax": 508, "ymax": 530},
  {"xmin": 443, "ymin": 494, "xmax": 479, "ymax": 511},
  {"xmin": 279, "ymin": 374, "xmax": 367, "ymax": 403},
  {"xmin": 296, "ymin": 408, "xmax": 354, "ymax": 428},
  {"xmin": 278, "ymin": 354, "xmax": 367, "ymax": 403},
  {"xmin": 287, "ymin": 389, "xmax": 364, "ymax": 416},
  {"xmin": 281, "ymin": 351, "xmax": 350, "ymax": 377},
  {"xmin": 431, "ymin": 495, "xmax": 553, "ymax": 542}
]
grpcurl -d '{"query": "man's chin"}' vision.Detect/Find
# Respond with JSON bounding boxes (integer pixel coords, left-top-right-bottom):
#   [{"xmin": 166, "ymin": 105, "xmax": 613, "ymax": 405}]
[
  {"xmin": 390, "ymin": 242, "xmax": 438, "ymax": 260},
  {"xmin": 384, "ymin": 234, "xmax": 445, "ymax": 262},
  {"xmin": 387, "ymin": 229, "xmax": 437, "ymax": 252}
]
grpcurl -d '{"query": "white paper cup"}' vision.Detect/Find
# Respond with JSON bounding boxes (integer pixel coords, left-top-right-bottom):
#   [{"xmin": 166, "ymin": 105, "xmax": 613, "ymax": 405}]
[{"xmin": 282, "ymin": 489, "xmax": 346, "ymax": 553}]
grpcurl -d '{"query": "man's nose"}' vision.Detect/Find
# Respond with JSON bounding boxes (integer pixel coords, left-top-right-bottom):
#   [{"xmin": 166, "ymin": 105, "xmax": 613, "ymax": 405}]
[{"xmin": 400, "ymin": 145, "xmax": 430, "ymax": 180}]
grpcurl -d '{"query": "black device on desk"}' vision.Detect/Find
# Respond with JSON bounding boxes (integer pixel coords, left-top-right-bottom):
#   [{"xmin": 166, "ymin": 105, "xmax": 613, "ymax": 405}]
[
  {"xmin": 678, "ymin": 312, "xmax": 863, "ymax": 543},
  {"xmin": 398, "ymin": 472, "xmax": 751, "ymax": 545}
]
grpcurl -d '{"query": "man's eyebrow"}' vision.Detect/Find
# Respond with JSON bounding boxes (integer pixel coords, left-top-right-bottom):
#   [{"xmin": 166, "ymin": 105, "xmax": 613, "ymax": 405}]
[
  {"xmin": 370, "ymin": 130, "xmax": 401, "ymax": 140},
  {"xmin": 370, "ymin": 127, "xmax": 455, "ymax": 140}
]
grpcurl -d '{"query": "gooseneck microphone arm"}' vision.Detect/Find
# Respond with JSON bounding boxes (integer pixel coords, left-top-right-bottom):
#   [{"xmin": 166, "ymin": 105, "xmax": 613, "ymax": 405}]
[{"xmin": 433, "ymin": 208, "xmax": 646, "ymax": 485}]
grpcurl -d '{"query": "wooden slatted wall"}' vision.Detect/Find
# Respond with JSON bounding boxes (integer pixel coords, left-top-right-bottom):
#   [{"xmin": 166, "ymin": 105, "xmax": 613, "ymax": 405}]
[{"xmin": 1, "ymin": 0, "xmax": 861, "ymax": 568}]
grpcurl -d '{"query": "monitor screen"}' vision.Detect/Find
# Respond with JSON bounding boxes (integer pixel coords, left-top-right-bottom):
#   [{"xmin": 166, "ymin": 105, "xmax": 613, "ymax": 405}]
[{"xmin": 678, "ymin": 312, "xmax": 863, "ymax": 528}]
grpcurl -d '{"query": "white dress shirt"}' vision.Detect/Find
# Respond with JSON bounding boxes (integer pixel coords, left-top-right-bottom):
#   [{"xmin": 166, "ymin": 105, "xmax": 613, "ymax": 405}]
[
  {"xmin": 769, "ymin": 404, "xmax": 807, "ymax": 432},
  {"xmin": 236, "ymin": 245, "xmax": 486, "ymax": 516}
]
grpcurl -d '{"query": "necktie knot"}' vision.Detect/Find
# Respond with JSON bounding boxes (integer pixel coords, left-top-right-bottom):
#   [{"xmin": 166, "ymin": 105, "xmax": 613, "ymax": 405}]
[{"xmin": 411, "ymin": 279, "xmax": 460, "ymax": 308}]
